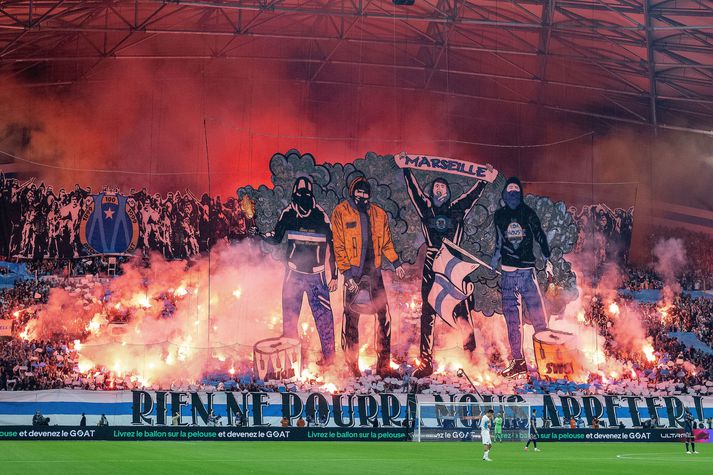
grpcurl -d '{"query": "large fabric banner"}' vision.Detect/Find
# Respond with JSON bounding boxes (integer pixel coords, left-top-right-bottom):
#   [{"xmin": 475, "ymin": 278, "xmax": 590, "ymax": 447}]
[
  {"xmin": 1, "ymin": 390, "xmax": 710, "ymax": 429},
  {"xmin": 0, "ymin": 175, "xmax": 256, "ymax": 259}
]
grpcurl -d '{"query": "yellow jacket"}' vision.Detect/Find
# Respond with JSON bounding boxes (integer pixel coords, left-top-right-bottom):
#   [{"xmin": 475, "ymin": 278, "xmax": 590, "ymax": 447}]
[{"xmin": 331, "ymin": 200, "xmax": 400, "ymax": 277}]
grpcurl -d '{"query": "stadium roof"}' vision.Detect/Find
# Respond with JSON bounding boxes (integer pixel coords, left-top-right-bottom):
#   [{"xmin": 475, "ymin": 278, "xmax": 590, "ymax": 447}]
[{"xmin": 1, "ymin": 0, "xmax": 712, "ymax": 134}]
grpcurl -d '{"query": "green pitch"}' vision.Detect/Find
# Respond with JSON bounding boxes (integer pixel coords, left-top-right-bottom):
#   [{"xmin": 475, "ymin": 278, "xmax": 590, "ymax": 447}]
[{"xmin": 0, "ymin": 441, "xmax": 710, "ymax": 474}]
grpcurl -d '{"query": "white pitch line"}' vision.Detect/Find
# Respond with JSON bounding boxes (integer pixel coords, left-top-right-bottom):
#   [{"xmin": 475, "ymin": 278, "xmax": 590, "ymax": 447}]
[{"xmin": 616, "ymin": 453, "xmax": 708, "ymax": 462}]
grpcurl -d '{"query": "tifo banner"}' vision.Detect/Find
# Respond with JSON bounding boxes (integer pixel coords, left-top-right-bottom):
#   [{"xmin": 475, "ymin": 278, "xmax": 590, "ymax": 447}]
[
  {"xmin": 0, "ymin": 426, "xmax": 407, "ymax": 442},
  {"xmin": 394, "ymin": 153, "xmax": 499, "ymax": 182},
  {"xmin": 0, "ymin": 176, "xmax": 256, "ymax": 260},
  {"xmin": 0, "ymin": 390, "xmax": 711, "ymax": 429}
]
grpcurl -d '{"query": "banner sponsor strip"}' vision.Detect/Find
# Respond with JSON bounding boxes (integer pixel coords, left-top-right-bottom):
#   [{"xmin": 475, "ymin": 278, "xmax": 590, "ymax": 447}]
[{"xmin": 0, "ymin": 426, "xmax": 408, "ymax": 441}]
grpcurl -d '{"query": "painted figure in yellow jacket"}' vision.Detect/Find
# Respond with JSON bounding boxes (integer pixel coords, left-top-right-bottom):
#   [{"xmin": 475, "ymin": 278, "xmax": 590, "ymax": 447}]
[{"xmin": 331, "ymin": 175, "xmax": 405, "ymax": 377}]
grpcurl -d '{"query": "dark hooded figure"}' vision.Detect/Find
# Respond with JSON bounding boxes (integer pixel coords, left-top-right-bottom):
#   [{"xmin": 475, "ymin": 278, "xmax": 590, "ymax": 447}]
[
  {"xmin": 491, "ymin": 177, "xmax": 552, "ymax": 378},
  {"xmin": 402, "ymin": 160, "xmax": 488, "ymax": 378},
  {"xmin": 263, "ymin": 177, "xmax": 337, "ymax": 365}
]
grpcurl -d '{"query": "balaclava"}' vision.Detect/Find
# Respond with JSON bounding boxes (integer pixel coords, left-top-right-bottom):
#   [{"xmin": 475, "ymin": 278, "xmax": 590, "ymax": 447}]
[
  {"xmin": 349, "ymin": 176, "xmax": 371, "ymax": 213},
  {"xmin": 291, "ymin": 177, "xmax": 315, "ymax": 216},
  {"xmin": 502, "ymin": 177, "xmax": 523, "ymax": 210}
]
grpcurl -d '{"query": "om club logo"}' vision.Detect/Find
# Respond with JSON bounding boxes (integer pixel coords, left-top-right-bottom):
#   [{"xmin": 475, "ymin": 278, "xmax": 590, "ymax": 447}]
[{"xmin": 80, "ymin": 192, "xmax": 139, "ymax": 255}]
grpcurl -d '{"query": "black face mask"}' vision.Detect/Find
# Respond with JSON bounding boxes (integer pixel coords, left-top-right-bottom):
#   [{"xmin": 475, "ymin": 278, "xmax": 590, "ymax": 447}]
[
  {"xmin": 293, "ymin": 192, "xmax": 314, "ymax": 214},
  {"xmin": 354, "ymin": 194, "xmax": 370, "ymax": 212},
  {"xmin": 292, "ymin": 177, "xmax": 315, "ymax": 214}
]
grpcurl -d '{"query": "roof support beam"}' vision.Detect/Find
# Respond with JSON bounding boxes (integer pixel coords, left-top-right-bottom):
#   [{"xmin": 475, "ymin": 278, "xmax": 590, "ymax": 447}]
[
  {"xmin": 644, "ymin": 0, "xmax": 658, "ymax": 127},
  {"xmin": 535, "ymin": 0, "xmax": 555, "ymax": 105}
]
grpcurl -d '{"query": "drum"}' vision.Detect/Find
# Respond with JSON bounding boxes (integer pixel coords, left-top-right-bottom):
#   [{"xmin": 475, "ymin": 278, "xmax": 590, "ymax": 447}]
[
  {"xmin": 253, "ymin": 337, "xmax": 301, "ymax": 381},
  {"xmin": 532, "ymin": 330, "xmax": 583, "ymax": 381}
]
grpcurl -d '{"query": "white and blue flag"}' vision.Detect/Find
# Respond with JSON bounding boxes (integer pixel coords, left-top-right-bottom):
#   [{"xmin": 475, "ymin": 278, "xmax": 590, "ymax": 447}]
[{"xmin": 427, "ymin": 239, "xmax": 492, "ymax": 325}]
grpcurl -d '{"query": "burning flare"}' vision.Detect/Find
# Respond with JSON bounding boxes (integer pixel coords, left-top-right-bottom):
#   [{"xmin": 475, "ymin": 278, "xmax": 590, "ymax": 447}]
[{"xmin": 642, "ymin": 341, "xmax": 656, "ymax": 362}]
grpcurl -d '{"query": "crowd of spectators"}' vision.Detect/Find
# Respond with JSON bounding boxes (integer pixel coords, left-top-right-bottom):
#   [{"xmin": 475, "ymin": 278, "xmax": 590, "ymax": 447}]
[
  {"xmin": 622, "ymin": 265, "xmax": 711, "ymax": 292},
  {"xmin": 0, "ymin": 339, "xmax": 76, "ymax": 391}
]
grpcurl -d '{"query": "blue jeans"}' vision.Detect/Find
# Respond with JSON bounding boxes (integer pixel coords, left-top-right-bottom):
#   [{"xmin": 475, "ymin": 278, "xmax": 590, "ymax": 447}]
[
  {"xmin": 282, "ymin": 270, "xmax": 336, "ymax": 362},
  {"xmin": 501, "ymin": 268, "xmax": 548, "ymax": 360}
]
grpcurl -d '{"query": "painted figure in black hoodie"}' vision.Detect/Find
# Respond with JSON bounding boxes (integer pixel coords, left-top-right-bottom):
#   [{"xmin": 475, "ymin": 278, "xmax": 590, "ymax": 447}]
[
  {"xmin": 263, "ymin": 177, "xmax": 337, "ymax": 364},
  {"xmin": 402, "ymin": 160, "xmax": 489, "ymax": 378},
  {"xmin": 491, "ymin": 177, "xmax": 552, "ymax": 378}
]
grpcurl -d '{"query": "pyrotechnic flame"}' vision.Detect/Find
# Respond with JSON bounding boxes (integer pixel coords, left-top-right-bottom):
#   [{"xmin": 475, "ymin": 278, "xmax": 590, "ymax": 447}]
[
  {"xmin": 301, "ymin": 322, "xmax": 309, "ymax": 335},
  {"xmin": 177, "ymin": 336, "xmax": 192, "ymax": 361},
  {"xmin": 390, "ymin": 360, "xmax": 399, "ymax": 370},
  {"xmin": 134, "ymin": 294, "xmax": 152, "ymax": 309},
  {"xmin": 232, "ymin": 288, "xmax": 242, "ymax": 299},
  {"xmin": 73, "ymin": 339, "xmax": 82, "ymax": 351},
  {"xmin": 657, "ymin": 304, "xmax": 670, "ymax": 322},
  {"xmin": 358, "ymin": 357, "xmax": 368, "ymax": 372},
  {"xmin": 642, "ymin": 342, "xmax": 656, "ymax": 362},
  {"xmin": 77, "ymin": 358, "xmax": 93, "ymax": 373},
  {"xmin": 19, "ymin": 327, "xmax": 30, "ymax": 341},
  {"xmin": 357, "ymin": 344, "xmax": 374, "ymax": 372},
  {"xmin": 584, "ymin": 348, "xmax": 606, "ymax": 366},
  {"xmin": 174, "ymin": 286, "xmax": 188, "ymax": 297},
  {"xmin": 299, "ymin": 368, "xmax": 316, "ymax": 382},
  {"xmin": 240, "ymin": 195, "xmax": 255, "ymax": 219},
  {"xmin": 229, "ymin": 367, "xmax": 236, "ymax": 376},
  {"xmin": 576, "ymin": 310, "xmax": 586, "ymax": 323},
  {"xmin": 321, "ymin": 383, "xmax": 338, "ymax": 394},
  {"xmin": 608, "ymin": 302, "xmax": 620, "ymax": 315},
  {"xmin": 12, "ymin": 310, "xmax": 20, "ymax": 318},
  {"xmin": 85, "ymin": 314, "xmax": 104, "ymax": 335}
]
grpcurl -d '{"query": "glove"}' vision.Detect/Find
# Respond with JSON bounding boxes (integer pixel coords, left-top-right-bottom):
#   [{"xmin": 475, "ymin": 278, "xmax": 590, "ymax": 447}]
[{"xmin": 346, "ymin": 278, "xmax": 358, "ymax": 293}]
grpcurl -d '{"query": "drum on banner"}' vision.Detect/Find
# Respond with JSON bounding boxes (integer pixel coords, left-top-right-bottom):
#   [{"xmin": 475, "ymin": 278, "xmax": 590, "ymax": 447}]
[
  {"xmin": 253, "ymin": 337, "xmax": 301, "ymax": 381},
  {"xmin": 533, "ymin": 330, "xmax": 584, "ymax": 381}
]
